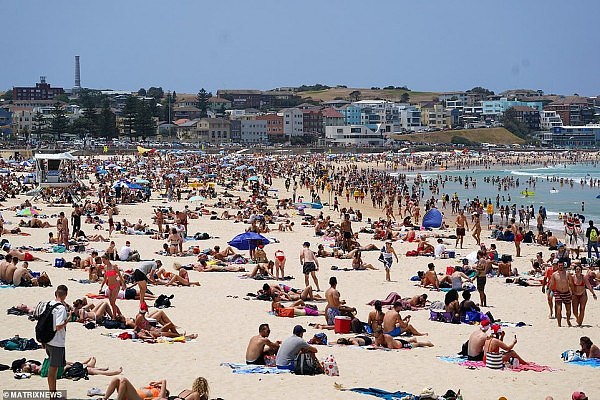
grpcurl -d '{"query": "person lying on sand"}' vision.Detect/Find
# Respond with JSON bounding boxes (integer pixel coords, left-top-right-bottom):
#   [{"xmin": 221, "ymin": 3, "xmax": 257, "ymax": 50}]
[
  {"xmin": 133, "ymin": 304, "xmax": 197, "ymax": 340},
  {"xmin": 13, "ymin": 356, "xmax": 122, "ymax": 376},
  {"xmin": 373, "ymin": 328, "xmax": 434, "ymax": 349}
]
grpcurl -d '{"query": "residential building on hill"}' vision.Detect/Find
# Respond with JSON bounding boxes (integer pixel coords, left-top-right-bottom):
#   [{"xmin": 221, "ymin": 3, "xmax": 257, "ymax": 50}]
[
  {"xmin": 302, "ymin": 109, "xmax": 323, "ymax": 136},
  {"xmin": 325, "ymin": 125, "xmax": 385, "ymax": 146},
  {"xmin": 282, "ymin": 108, "xmax": 303, "ymax": 138},
  {"xmin": 256, "ymin": 114, "xmax": 284, "ymax": 140},
  {"xmin": 544, "ymin": 96, "xmax": 595, "ymax": 126},
  {"xmin": 509, "ymin": 106, "xmax": 541, "ymax": 130},
  {"xmin": 217, "ymin": 90, "xmax": 263, "ymax": 109},
  {"xmin": 13, "ymin": 77, "xmax": 64, "ymax": 101},
  {"xmin": 540, "ymin": 110, "xmax": 563, "ymax": 130},
  {"xmin": 482, "ymin": 98, "xmax": 543, "ymax": 116}
]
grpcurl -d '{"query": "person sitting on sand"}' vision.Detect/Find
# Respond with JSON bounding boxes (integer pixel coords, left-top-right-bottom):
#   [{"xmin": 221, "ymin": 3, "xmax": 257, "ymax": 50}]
[
  {"xmin": 351, "ymin": 250, "xmax": 378, "ymax": 270},
  {"xmin": 210, "ymin": 245, "xmax": 238, "ymax": 261},
  {"xmin": 166, "ymin": 263, "xmax": 200, "ymax": 286},
  {"xmin": 373, "ymin": 328, "xmax": 433, "ymax": 349},
  {"xmin": 72, "ymin": 298, "xmax": 114, "ymax": 323},
  {"xmin": 102, "ymin": 377, "xmax": 167, "ymax": 400},
  {"xmin": 444, "ymin": 289, "xmax": 461, "ymax": 323},
  {"xmin": 440, "ymin": 266, "xmax": 472, "ymax": 290},
  {"xmin": 421, "ymin": 263, "xmax": 440, "ymax": 289},
  {"xmin": 459, "ymin": 290, "xmax": 480, "ymax": 321},
  {"xmin": 416, "ymin": 238, "xmax": 435, "ymax": 256},
  {"xmin": 383, "ymin": 301, "xmax": 427, "ymax": 336},
  {"xmin": 483, "ymin": 324, "xmax": 528, "ymax": 369},
  {"xmin": 13, "ymin": 356, "xmax": 122, "ymax": 377},
  {"xmin": 466, "ymin": 318, "xmax": 490, "ymax": 361},
  {"xmin": 246, "ymin": 323, "xmax": 281, "ymax": 365},
  {"xmin": 134, "ymin": 303, "xmax": 197, "ymax": 340},
  {"xmin": 579, "ymin": 336, "xmax": 600, "ymax": 359}
]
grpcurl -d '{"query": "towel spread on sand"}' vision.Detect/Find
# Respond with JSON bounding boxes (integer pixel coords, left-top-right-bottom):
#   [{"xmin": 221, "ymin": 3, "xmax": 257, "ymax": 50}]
[
  {"xmin": 348, "ymin": 387, "xmax": 415, "ymax": 400},
  {"xmin": 565, "ymin": 358, "xmax": 600, "ymax": 368},
  {"xmin": 438, "ymin": 356, "xmax": 555, "ymax": 372},
  {"xmin": 220, "ymin": 363, "xmax": 290, "ymax": 374}
]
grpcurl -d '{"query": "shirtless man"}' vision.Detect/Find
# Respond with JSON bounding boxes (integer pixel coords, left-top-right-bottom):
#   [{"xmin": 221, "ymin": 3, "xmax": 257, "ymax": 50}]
[
  {"xmin": 0, "ymin": 253, "xmax": 12, "ymax": 283},
  {"xmin": 300, "ymin": 241, "xmax": 320, "ymax": 291},
  {"xmin": 542, "ymin": 259, "xmax": 558, "ymax": 318},
  {"xmin": 373, "ymin": 328, "xmax": 433, "ymax": 349},
  {"xmin": 245, "ymin": 324, "xmax": 281, "ymax": 365},
  {"xmin": 421, "ymin": 263, "xmax": 440, "ymax": 289},
  {"xmin": 3, "ymin": 256, "xmax": 17, "ymax": 284},
  {"xmin": 467, "ymin": 318, "xmax": 490, "ymax": 361},
  {"xmin": 324, "ymin": 277, "xmax": 345, "ymax": 327},
  {"xmin": 382, "ymin": 301, "xmax": 427, "ymax": 337},
  {"xmin": 549, "ymin": 260, "xmax": 572, "ymax": 327},
  {"xmin": 340, "ymin": 214, "xmax": 353, "ymax": 252},
  {"xmin": 455, "ymin": 210, "xmax": 468, "ymax": 249}
]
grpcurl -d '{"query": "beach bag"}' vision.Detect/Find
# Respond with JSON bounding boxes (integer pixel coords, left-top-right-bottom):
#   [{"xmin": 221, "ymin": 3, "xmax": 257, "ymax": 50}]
[
  {"xmin": 463, "ymin": 311, "xmax": 481, "ymax": 324},
  {"xmin": 40, "ymin": 358, "xmax": 63, "ymax": 378},
  {"xmin": 561, "ymin": 350, "xmax": 585, "ymax": 362},
  {"xmin": 35, "ymin": 302, "xmax": 63, "ymax": 344},
  {"xmin": 52, "ymin": 245, "xmax": 66, "ymax": 253},
  {"xmin": 429, "ymin": 309, "xmax": 453, "ymax": 323},
  {"xmin": 322, "ymin": 354, "xmax": 339, "ymax": 376},
  {"xmin": 590, "ymin": 229, "xmax": 598, "ymax": 242},
  {"xmin": 308, "ymin": 333, "xmax": 328, "ymax": 345},
  {"xmin": 62, "ymin": 362, "xmax": 88, "ymax": 381},
  {"xmin": 294, "ymin": 352, "xmax": 324, "ymax": 375},
  {"xmin": 37, "ymin": 272, "xmax": 51, "ymax": 287},
  {"xmin": 154, "ymin": 294, "xmax": 173, "ymax": 309}
]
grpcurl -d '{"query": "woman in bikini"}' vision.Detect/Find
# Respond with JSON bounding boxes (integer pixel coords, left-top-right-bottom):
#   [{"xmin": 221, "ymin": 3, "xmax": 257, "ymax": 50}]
[
  {"xmin": 274, "ymin": 250, "xmax": 286, "ymax": 280},
  {"xmin": 171, "ymin": 377, "xmax": 210, "ymax": 400},
  {"xmin": 72, "ymin": 298, "xmax": 113, "ymax": 323},
  {"xmin": 102, "ymin": 377, "xmax": 167, "ymax": 400},
  {"xmin": 166, "ymin": 263, "xmax": 200, "ymax": 286},
  {"xmin": 351, "ymin": 250, "xmax": 377, "ymax": 270},
  {"xmin": 570, "ymin": 265, "xmax": 597, "ymax": 326},
  {"xmin": 98, "ymin": 254, "xmax": 125, "ymax": 318},
  {"xmin": 134, "ymin": 308, "xmax": 197, "ymax": 340},
  {"xmin": 168, "ymin": 227, "xmax": 181, "ymax": 255},
  {"xmin": 367, "ymin": 300, "xmax": 385, "ymax": 332}
]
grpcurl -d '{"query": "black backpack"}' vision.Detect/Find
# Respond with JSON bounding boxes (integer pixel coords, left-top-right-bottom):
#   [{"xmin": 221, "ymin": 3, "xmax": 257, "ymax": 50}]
[
  {"xmin": 62, "ymin": 362, "xmax": 88, "ymax": 381},
  {"xmin": 294, "ymin": 352, "xmax": 324, "ymax": 375},
  {"xmin": 35, "ymin": 302, "xmax": 62, "ymax": 344},
  {"xmin": 154, "ymin": 294, "xmax": 173, "ymax": 309}
]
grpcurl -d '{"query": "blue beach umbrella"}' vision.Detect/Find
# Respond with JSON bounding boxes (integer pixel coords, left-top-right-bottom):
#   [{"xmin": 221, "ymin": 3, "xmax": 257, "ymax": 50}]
[
  {"xmin": 228, "ymin": 232, "xmax": 270, "ymax": 250},
  {"xmin": 247, "ymin": 176, "xmax": 259, "ymax": 181}
]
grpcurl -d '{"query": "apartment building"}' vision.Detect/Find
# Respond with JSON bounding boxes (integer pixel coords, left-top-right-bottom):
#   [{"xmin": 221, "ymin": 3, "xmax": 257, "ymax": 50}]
[
  {"xmin": 482, "ymin": 98, "xmax": 543, "ymax": 116},
  {"xmin": 13, "ymin": 77, "xmax": 64, "ymax": 101},
  {"xmin": 544, "ymin": 96, "xmax": 595, "ymax": 126},
  {"xmin": 282, "ymin": 108, "xmax": 304, "ymax": 138},
  {"xmin": 256, "ymin": 113, "xmax": 284, "ymax": 140},
  {"xmin": 325, "ymin": 125, "xmax": 385, "ymax": 146},
  {"xmin": 540, "ymin": 110, "xmax": 563, "ymax": 130}
]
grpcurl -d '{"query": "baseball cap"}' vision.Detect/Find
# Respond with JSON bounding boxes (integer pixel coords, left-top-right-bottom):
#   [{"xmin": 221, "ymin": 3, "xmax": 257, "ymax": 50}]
[
  {"xmin": 480, "ymin": 318, "xmax": 491, "ymax": 331},
  {"xmin": 293, "ymin": 325, "xmax": 306, "ymax": 335},
  {"xmin": 572, "ymin": 392, "xmax": 588, "ymax": 400},
  {"xmin": 552, "ymin": 259, "xmax": 559, "ymax": 264}
]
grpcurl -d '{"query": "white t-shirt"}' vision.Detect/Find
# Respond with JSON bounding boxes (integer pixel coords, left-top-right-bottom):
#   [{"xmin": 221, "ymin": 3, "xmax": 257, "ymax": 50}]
[
  {"xmin": 434, "ymin": 243, "xmax": 446, "ymax": 258},
  {"xmin": 47, "ymin": 300, "xmax": 67, "ymax": 348},
  {"xmin": 119, "ymin": 246, "xmax": 133, "ymax": 261}
]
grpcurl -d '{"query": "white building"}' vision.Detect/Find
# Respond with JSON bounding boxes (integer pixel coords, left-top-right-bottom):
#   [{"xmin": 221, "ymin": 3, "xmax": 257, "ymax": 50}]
[
  {"xmin": 325, "ymin": 125, "xmax": 385, "ymax": 146},
  {"xmin": 240, "ymin": 119, "xmax": 268, "ymax": 144},
  {"xmin": 282, "ymin": 108, "xmax": 303, "ymax": 137},
  {"xmin": 397, "ymin": 105, "xmax": 422, "ymax": 131},
  {"xmin": 540, "ymin": 110, "xmax": 563, "ymax": 130}
]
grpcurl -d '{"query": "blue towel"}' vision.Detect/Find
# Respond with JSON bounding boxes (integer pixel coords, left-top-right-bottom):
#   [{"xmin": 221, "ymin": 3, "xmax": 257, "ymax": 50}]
[
  {"xmin": 438, "ymin": 356, "xmax": 465, "ymax": 364},
  {"xmin": 220, "ymin": 363, "xmax": 290, "ymax": 374},
  {"xmin": 566, "ymin": 359, "xmax": 600, "ymax": 368},
  {"xmin": 349, "ymin": 387, "xmax": 415, "ymax": 400}
]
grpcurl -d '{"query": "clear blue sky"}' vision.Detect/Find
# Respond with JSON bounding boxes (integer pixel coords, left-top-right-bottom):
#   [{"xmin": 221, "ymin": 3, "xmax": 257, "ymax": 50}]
[{"xmin": 2, "ymin": 0, "xmax": 599, "ymax": 96}]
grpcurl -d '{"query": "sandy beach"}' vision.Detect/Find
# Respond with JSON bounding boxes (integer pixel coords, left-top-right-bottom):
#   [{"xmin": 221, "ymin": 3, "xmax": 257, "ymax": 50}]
[{"xmin": 1, "ymin": 152, "xmax": 598, "ymax": 400}]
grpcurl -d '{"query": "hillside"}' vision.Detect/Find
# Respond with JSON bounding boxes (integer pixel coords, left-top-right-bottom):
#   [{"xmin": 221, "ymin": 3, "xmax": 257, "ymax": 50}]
[
  {"xmin": 391, "ymin": 127, "xmax": 526, "ymax": 145},
  {"xmin": 297, "ymin": 87, "xmax": 439, "ymax": 103}
]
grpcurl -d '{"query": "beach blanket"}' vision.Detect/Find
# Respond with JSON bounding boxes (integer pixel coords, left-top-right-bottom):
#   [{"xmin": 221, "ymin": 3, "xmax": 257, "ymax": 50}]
[
  {"xmin": 561, "ymin": 350, "xmax": 600, "ymax": 367},
  {"xmin": 564, "ymin": 358, "xmax": 600, "ymax": 368},
  {"xmin": 347, "ymin": 387, "xmax": 415, "ymax": 400},
  {"xmin": 220, "ymin": 363, "xmax": 290, "ymax": 374},
  {"xmin": 438, "ymin": 356, "xmax": 555, "ymax": 372}
]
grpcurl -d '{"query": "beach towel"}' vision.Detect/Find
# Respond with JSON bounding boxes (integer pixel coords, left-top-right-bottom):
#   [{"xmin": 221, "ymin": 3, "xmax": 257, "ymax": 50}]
[
  {"xmin": 220, "ymin": 363, "xmax": 290, "ymax": 374},
  {"xmin": 347, "ymin": 387, "xmax": 415, "ymax": 400},
  {"xmin": 561, "ymin": 350, "xmax": 600, "ymax": 367},
  {"xmin": 438, "ymin": 356, "xmax": 554, "ymax": 372}
]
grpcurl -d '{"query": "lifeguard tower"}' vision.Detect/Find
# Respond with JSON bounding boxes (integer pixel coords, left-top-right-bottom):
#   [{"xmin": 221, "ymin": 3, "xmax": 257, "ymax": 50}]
[{"xmin": 32, "ymin": 152, "xmax": 80, "ymax": 202}]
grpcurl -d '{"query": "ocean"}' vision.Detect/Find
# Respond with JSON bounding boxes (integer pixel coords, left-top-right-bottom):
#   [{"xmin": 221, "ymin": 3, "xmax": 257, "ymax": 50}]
[{"xmin": 408, "ymin": 163, "xmax": 600, "ymax": 234}]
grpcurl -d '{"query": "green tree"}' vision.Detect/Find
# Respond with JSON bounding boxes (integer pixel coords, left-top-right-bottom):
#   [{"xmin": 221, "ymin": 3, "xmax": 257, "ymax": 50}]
[
  {"xmin": 55, "ymin": 93, "xmax": 70, "ymax": 103},
  {"xmin": 2, "ymin": 89, "xmax": 12, "ymax": 101},
  {"xmin": 196, "ymin": 88, "xmax": 212, "ymax": 118},
  {"xmin": 49, "ymin": 102, "xmax": 69, "ymax": 140},
  {"xmin": 32, "ymin": 111, "xmax": 48, "ymax": 139},
  {"xmin": 137, "ymin": 88, "xmax": 147, "ymax": 96},
  {"xmin": 147, "ymin": 87, "xmax": 164, "ymax": 99},
  {"xmin": 401, "ymin": 92, "xmax": 410, "ymax": 103},
  {"xmin": 467, "ymin": 86, "xmax": 494, "ymax": 96},
  {"xmin": 133, "ymin": 99, "xmax": 156, "ymax": 140},
  {"xmin": 122, "ymin": 96, "xmax": 139, "ymax": 139},
  {"xmin": 500, "ymin": 107, "xmax": 530, "ymax": 139},
  {"xmin": 97, "ymin": 100, "xmax": 118, "ymax": 139},
  {"xmin": 349, "ymin": 90, "xmax": 361, "ymax": 102}
]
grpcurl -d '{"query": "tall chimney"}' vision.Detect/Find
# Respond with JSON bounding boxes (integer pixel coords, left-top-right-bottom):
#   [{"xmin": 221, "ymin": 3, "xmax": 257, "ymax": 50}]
[{"xmin": 74, "ymin": 55, "xmax": 81, "ymax": 88}]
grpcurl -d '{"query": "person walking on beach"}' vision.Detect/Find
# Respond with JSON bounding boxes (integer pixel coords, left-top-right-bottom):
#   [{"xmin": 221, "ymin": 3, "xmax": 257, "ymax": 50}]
[
  {"xmin": 475, "ymin": 251, "xmax": 488, "ymax": 307},
  {"xmin": 585, "ymin": 220, "xmax": 599, "ymax": 259},
  {"xmin": 549, "ymin": 260, "xmax": 572, "ymax": 327},
  {"xmin": 44, "ymin": 284, "xmax": 71, "ymax": 393},
  {"xmin": 300, "ymin": 242, "xmax": 320, "ymax": 291},
  {"xmin": 455, "ymin": 210, "xmax": 468, "ymax": 249},
  {"xmin": 340, "ymin": 213, "xmax": 353, "ymax": 252},
  {"xmin": 381, "ymin": 240, "xmax": 398, "ymax": 282}
]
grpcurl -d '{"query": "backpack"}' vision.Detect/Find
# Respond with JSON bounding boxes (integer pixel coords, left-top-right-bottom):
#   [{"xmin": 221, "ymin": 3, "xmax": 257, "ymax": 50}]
[
  {"xmin": 590, "ymin": 228, "xmax": 598, "ymax": 242},
  {"xmin": 62, "ymin": 362, "xmax": 89, "ymax": 381},
  {"xmin": 154, "ymin": 294, "xmax": 173, "ymax": 309},
  {"xmin": 35, "ymin": 302, "xmax": 62, "ymax": 344},
  {"xmin": 294, "ymin": 352, "xmax": 324, "ymax": 375}
]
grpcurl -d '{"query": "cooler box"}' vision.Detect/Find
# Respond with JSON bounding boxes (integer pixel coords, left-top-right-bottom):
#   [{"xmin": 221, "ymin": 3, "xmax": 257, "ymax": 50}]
[{"xmin": 334, "ymin": 316, "xmax": 351, "ymax": 334}]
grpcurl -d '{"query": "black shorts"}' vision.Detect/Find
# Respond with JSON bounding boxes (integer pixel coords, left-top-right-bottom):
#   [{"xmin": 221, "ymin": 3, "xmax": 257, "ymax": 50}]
[
  {"xmin": 303, "ymin": 262, "xmax": 317, "ymax": 274},
  {"xmin": 343, "ymin": 231, "xmax": 352, "ymax": 239},
  {"xmin": 468, "ymin": 352, "xmax": 484, "ymax": 361},
  {"xmin": 132, "ymin": 269, "xmax": 148, "ymax": 282},
  {"xmin": 456, "ymin": 227, "xmax": 466, "ymax": 236},
  {"xmin": 476, "ymin": 276, "xmax": 487, "ymax": 291},
  {"xmin": 45, "ymin": 344, "xmax": 66, "ymax": 368},
  {"xmin": 246, "ymin": 354, "xmax": 265, "ymax": 365}
]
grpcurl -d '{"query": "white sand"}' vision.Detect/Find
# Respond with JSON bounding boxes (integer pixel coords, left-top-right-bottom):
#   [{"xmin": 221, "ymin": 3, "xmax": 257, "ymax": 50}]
[{"xmin": 0, "ymin": 162, "xmax": 598, "ymax": 400}]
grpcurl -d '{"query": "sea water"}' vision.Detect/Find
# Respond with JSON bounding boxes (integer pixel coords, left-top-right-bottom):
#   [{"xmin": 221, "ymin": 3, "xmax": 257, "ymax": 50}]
[{"xmin": 412, "ymin": 163, "xmax": 600, "ymax": 234}]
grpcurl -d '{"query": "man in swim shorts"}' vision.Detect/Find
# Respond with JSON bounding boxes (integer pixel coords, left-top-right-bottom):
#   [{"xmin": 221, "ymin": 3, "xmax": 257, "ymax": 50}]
[
  {"xmin": 549, "ymin": 260, "xmax": 573, "ymax": 327},
  {"xmin": 325, "ymin": 276, "xmax": 344, "ymax": 325},
  {"xmin": 245, "ymin": 324, "xmax": 281, "ymax": 365},
  {"xmin": 300, "ymin": 241, "xmax": 320, "ymax": 291},
  {"xmin": 455, "ymin": 210, "xmax": 468, "ymax": 249}
]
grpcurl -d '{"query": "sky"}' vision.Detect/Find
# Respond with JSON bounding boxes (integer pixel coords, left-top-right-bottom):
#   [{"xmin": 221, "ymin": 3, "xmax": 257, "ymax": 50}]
[{"xmin": 2, "ymin": 0, "xmax": 599, "ymax": 96}]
